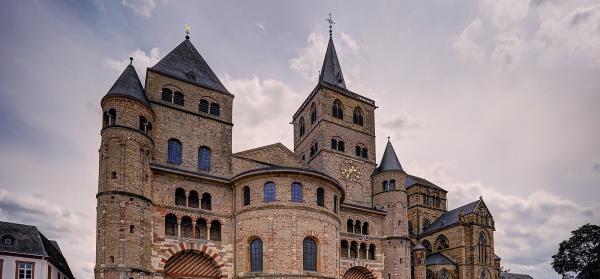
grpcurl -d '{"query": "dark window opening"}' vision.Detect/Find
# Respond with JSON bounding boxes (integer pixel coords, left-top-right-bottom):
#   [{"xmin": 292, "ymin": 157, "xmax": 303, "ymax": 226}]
[
  {"xmin": 199, "ymin": 99, "xmax": 209, "ymax": 113},
  {"xmin": 165, "ymin": 214, "xmax": 177, "ymax": 236},
  {"xmin": 209, "ymin": 103, "xmax": 220, "ymax": 116},
  {"xmin": 201, "ymin": 192, "xmax": 212, "ymax": 210},
  {"xmin": 303, "ymin": 238, "xmax": 317, "ymax": 271},
  {"xmin": 250, "ymin": 238, "xmax": 263, "ymax": 272},
  {"xmin": 316, "ymin": 187, "xmax": 325, "ymax": 207},
  {"xmin": 161, "ymin": 88, "xmax": 173, "ymax": 102},
  {"xmin": 243, "ymin": 186, "xmax": 250, "ymax": 206},
  {"xmin": 210, "ymin": 220, "xmax": 221, "ymax": 241},
  {"xmin": 175, "ymin": 188, "xmax": 186, "ymax": 206},
  {"xmin": 173, "ymin": 91, "xmax": 184, "ymax": 106},
  {"xmin": 167, "ymin": 139, "xmax": 182, "ymax": 164},
  {"xmin": 188, "ymin": 190, "xmax": 199, "ymax": 208}
]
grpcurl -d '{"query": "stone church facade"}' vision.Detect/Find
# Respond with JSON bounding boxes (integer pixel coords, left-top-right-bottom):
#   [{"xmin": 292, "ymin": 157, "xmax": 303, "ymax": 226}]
[{"xmin": 95, "ymin": 28, "xmax": 501, "ymax": 279}]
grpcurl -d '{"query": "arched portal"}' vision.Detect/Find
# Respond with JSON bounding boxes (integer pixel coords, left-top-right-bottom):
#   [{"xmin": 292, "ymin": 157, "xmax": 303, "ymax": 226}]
[
  {"xmin": 343, "ymin": 266, "xmax": 375, "ymax": 279},
  {"xmin": 165, "ymin": 250, "xmax": 221, "ymax": 279}
]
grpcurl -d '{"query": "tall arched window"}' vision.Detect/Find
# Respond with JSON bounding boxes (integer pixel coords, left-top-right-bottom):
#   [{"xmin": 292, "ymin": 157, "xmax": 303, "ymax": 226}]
[
  {"xmin": 165, "ymin": 214, "xmax": 177, "ymax": 237},
  {"xmin": 210, "ymin": 220, "xmax": 221, "ymax": 241},
  {"xmin": 332, "ymin": 100, "xmax": 343, "ymax": 119},
  {"xmin": 201, "ymin": 193, "xmax": 211, "ymax": 210},
  {"xmin": 198, "ymin": 146, "xmax": 211, "ymax": 170},
  {"xmin": 434, "ymin": 193, "xmax": 441, "ymax": 208},
  {"xmin": 359, "ymin": 243, "xmax": 367, "ymax": 259},
  {"xmin": 353, "ymin": 107, "xmax": 364, "ymax": 126},
  {"xmin": 173, "ymin": 91, "xmax": 184, "ymax": 106},
  {"xmin": 264, "ymin": 182, "xmax": 276, "ymax": 202},
  {"xmin": 310, "ymin": 103, "xmax": 317, "ymax": 124},
  {"xmin": 199, "ymin": 99, "xmax": 209, "ymax": 113},
  {"xmin": 436, "ymin": 235, "xmax": 449, "ymax": 250},
  {"xmin": 331, "ymin": 138, "xmax": 338, "ymax": 150},
  {"xmin": 479, "ymin": 232, "xmax": 488, "ymax": 264},
  {"xmin": 354, "ymin": 221, "xmax": 361, "ymax": 234},
  {"xmin": 107, "ymin": 108, "xmax": 117, "ymax": 126},
  {"xmin": 347, "ymin": 219, "xmax": 353, "ymax": 233},
  {"xmin": 299, "ymin": 117, "xmax": 305, "ymax": 137},
  {"xmin": 362, "ymin": 222, "xmax": 369, "ymax": 235},
  {"xmin": 291, "ymin": 182, "xmax": 303, "ymax": 202},
  {"xmin": 161, "ymin": 88, "xmax": 173, "ymax": 102},
  {"xmin": 350, "ymin": 241, "xmax": 358, "ymax": 258},
  {"xmin": 389, "ymin": 180, "xmax": 396, "ymax": 190},
  {"xmin": 303, "ymin": 238, "xmax": 318, "ymax": 271},
  {"xmin": 188, "ymin": 190, "xmax": 199, "ymax": 208},
  {"xmin": 209, "ymin": 103, "xmax": 220, "ymax": 116},
  {"xmin": 181, "ymin": 216, "xmax": 193, "ymax": 238},
  {"xmin": 440, "ymin": 269, "xmax": 450, "ymax": 279},
  {"xmin": 426, "ymin": 269, "xmax": 434, "ymax": 279},
  {"xmin": 368, "ymin": 244, "xmax": 376, "ymax": 260},
  {"xmin": 340, "ymin": 240, "xmax": 349, "ymax": 258},
  {"xmin": 316, "ymin": 187, "xmax": 325, "ymax": 207},
  {"xmin": 424, "ymin": 191, "xmax": 430, "ymax": 206},
  {"xmin": 195, "ymin": 218, "xmax": 207, "ymax": 239},
  {"xmin": 139, "ymin": 116, "xmax": 151, "ymax": 134},
  {"xmin": 333, "ymin": 195, "xmax": 338, "ymax": 213},
  {"xmin": 175, "ymin": 187, "xmax": 186, "ymax": 206},
  {"xmin": 361, "ymin": 148, "xmax": 368, "ymax": 158},
  {"xmin": 167, "ymin": 139, "xmax": 182, "ymax": 164},
  {"xmin": 250, "ymin": 238, "xmax": 263, "ymax": 272},
  {"xmin": 242, "ymin": 186, "xmax": 250, "ymax": 206},
  {"xmin": 310, "ymin": 141, "xmax": 318, "ymax": 157}
]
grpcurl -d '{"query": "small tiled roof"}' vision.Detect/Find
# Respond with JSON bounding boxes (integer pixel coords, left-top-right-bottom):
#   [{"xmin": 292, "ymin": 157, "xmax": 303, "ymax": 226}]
[
  {"xmin": 500, "ymin": 272, "xmax": 534, "ymax": 279},
  {"xmin": 151, "ymin": 38, "xmax": 229, "ymax": 94},
  {"xmin": 319, "ymin": 36, "xmax": 346, "ymax": 89},
  {"xmin": 426, "ymin": 252, "xmax": 456, "ymax": 266},
  {"xmin": 404, "ymin": 174, "xmax": 447, "ymax": 192},
  {"xmin": 422, "ymin": 200, "xmax": 480, "ymax": 234},
  {"xmin": 0, "ymin": 221, "xmax": 74, "ymax": 279},
  {"xmin": 374, "ymin": 140, "xmax": 403, "ymax": 174},
  {"xmin": 103, "ymin": 64, "xmax": 150, "ymax": 108}
]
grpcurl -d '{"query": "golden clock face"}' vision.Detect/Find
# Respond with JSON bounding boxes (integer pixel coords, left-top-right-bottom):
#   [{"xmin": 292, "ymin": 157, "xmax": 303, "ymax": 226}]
[{"xmin": 340, "ymin": 160, "xmax": 361, "ymax": 182}]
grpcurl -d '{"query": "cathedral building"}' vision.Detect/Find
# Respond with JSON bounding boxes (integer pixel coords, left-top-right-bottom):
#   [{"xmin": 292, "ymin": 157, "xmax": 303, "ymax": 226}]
[{"xmin": 95, "ymin": 26, "xmax": 501, "ymax": 279}]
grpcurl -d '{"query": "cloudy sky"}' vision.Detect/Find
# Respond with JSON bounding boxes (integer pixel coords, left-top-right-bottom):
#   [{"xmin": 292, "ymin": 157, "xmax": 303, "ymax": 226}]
[{"xmin": 1, "ymin": 0, "xmax": 599, "ymax": 278}]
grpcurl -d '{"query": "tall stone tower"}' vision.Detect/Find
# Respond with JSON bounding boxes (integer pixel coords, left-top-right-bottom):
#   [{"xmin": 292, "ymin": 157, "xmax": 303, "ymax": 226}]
[
  {"xmin": 96, "ymin": 62, "xmax": 155, "ymax": 279},
  {"xmin": 372, "ymin": 140, "xmax": 412, "ymax": 279},
  {"xmin": 292, "ymin": 31, "xmax": 376, "ymax": 206}
]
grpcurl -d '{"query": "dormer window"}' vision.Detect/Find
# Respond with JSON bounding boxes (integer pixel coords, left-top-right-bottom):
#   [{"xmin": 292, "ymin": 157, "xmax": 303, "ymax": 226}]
[
  {"xmin": 187, "ymin": 71, "xmax": 196, "ymax": 81},
  {"xmin": 2, "ymin": 235, "xmax": 14, "ymax": 245}
]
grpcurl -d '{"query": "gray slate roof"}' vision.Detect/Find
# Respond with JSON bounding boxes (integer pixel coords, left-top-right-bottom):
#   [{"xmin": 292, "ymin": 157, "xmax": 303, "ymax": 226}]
[
  {"xmin": 151, "ymin": 38, "xmax": 229, "ymax": 94},
  {"xmin": 103, "ymin": 64, "xmax": 150, "ymax": 108},
  {"xmin": 374, "ymin": 141, "xmax": 403, "ymax": 174},
  {"xmin": 422, "ymin": 200, "xmax": 481, "ymax": 234},
  {"xmin": 500, "ymin": 272, "xmax": 534, "ymax": 279},
  {"xmin": 319, "ymin": 36, "xmax": 346, "ymax": 89},
  {"xmin": 404, "ymin": 174, "xmax": 447, "ymax": 192},
  {"xmin": 0, "ymin": 221, "xmax": 74, "ymax": 279},
  {"xmin": 426, "ymin": 252, "xmax": 456, "ymax": 266}
]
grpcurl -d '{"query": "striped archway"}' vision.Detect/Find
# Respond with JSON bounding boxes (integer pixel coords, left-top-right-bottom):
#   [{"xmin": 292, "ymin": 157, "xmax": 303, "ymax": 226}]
[
  {"xmin": 165, "ymin": 250, "xmax": 221, "ymax": 279},
  {"xmin": 158, "ymin": 242, "xmax": 226, "ymax": 278},
  {"xmin": 343, "ymin": 266, "xmax": 376, "ymax": 279}
]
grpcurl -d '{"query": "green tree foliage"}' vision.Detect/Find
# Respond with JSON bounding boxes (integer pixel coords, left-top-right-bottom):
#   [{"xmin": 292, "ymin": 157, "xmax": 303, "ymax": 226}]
[{"xmin": 551, "ymin": 223, "xmax": 600, "ymax": 279}]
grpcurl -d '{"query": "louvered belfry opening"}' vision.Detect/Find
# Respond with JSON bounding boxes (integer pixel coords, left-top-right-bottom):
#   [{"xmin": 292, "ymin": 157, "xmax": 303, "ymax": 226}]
[
  {"xmin": 165, "ymin": 250, "xmax": 221, "ymax": 279},
  {"xmin": 342, "ymin": 266, "xmax": 376, "ymax": 279}
]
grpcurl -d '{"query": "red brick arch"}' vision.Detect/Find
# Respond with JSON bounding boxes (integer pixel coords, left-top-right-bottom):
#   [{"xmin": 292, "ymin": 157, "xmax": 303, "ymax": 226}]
[
  {"xmin": 343, "ymin": 264, "xmax": 376, "ymax": 279},
  {"xmin": 157, "ymin": 242, "xmax": 225, "ymax": 277}
]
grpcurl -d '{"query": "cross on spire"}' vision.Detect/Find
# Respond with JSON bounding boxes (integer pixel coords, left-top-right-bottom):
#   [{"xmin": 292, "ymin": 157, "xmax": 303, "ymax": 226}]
[
  {"xmin": 326, "ymin": 13, "xmax": 335, "ymax": 38},
  {"xmin": 185, "ymin": 24, "xmax": 191, "ymax": 40}
]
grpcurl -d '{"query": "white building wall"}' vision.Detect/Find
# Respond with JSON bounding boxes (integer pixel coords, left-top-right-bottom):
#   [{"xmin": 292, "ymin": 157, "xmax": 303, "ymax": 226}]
[{"xmin": 0, "ymin": 255, "xmax": 69, "ymax": 279}]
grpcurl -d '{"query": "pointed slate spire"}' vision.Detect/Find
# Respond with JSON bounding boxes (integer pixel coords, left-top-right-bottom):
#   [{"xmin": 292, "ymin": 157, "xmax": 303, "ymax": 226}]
[
  {"xmin": 319, "ymin": 36, "xmax": 347, "ymax": 88},
  {"xmin": 151, "ymin": 39, "xmax": 229, "ymax": 94},
  {"xmin": 103, "ymin": 62, "xmax": 151, "ymax": 108},
  {"xmin": 375, "ymin": 138, "xmax": 403, "ymax": 174}
]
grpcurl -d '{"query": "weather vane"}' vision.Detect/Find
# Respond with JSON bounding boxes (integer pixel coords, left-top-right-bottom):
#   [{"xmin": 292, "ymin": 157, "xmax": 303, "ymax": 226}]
[
  {"xmin": 326, "ymin": 13, "xmax": 335, "ymax": 38},
  {"xmin": 185, "ymin": 24, "xmax": 191, "ymax": 39}
]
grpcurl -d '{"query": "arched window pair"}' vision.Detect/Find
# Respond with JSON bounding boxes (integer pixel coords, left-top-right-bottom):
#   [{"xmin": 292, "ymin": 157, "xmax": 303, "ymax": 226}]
[
  {"xmin": 435, "ymin": 235, "xmax": 449, "ymax": 250},
  {"xmin": 161, "ymin": 88, "xmax": 184, "ymax": 106},
  {"xmin": 346, "ymin": 219, "xmax": 369, "ymax": 235},
  {"xmin": 174, "ymin": 188, "xmax": 212, "ymax": 210},
  {"xmin": 167, "ymin": 139, "xmax": 211, "ymax": 170},
  {"xmin": 299, "ymin": 117, "xmax": 306, "ymax": 137},
  {"xmin": 382, "ymin": 180, "xmax": 396, "ymax": 191},
  {"xmin": 352, "ymin": 107, "xmax": 364, "ymax": 126},
  {"xmin": 198, "ymin": 99, "xmax": 220, "ymax": 117},
  {"xmin": 340, "ymin": 240, "xmax": 376, "ymax": 260},
  {"xmin": 138, "ymin": 116, "xmax": 152, "ymax": 134},
  {"xmin": 103, "ymin": 109, "xmax": 117, "ymax": 127},
  {"xmin": 332, "ymin": 100, "xmax": 343, "ymax": 119},
  {"xmin": 310, "ymin": 142, "xmax": 318, "ymax": 157},
  {"xmin": 355, "ymin": 146, "xmax": 368, "ymax": 159},
  {"xmin": 331, "ymin": 138, "xmax": 345, "ymax": 152},
  {"xmin": 249, "ymin": 237, "xmax": 317, "ymax": 272}
]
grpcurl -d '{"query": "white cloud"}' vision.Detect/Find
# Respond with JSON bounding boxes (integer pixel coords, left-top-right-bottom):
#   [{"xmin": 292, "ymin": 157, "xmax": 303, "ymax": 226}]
[
  {"xmin": 105, "ymin": 48, "xmax": 161, "ymax": 82},
  {"xmin": 121, "ymin": 0, "xmax": 165, "ymax": 18},
  {"xmin": 491, "ymin": 35, "xmax": 523, "ymax": 68},
  {"xmin": 340, "ymin": 32, "xmax": 359, "ymax": 53},
  {"xmin": 453, "ymin": 19, "xmax": 485, "ymax": 63},
  {"xmin": 224, "ymin": 74, "xmax": 303, "ymax": 151},
  {"xmin": 289, "ymin": 31, "xmax": 328, "ymax": 82}
]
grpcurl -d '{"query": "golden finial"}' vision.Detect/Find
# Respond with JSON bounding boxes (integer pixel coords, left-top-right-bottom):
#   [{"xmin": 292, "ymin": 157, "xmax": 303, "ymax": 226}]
[{"xmin": 185, "ymin": 24, "xmax": 191, "ymax": 39}]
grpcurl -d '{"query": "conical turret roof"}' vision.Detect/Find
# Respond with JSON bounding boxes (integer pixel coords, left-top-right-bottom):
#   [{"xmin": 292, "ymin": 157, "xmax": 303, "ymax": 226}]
[
  {"xmin": 319, "ymin": 36, "xmax": 346, "ymax": 88},
  {"xmin": 151, "ymin": 38, "xmax": 229, "ymax": 94},
  {"xmin": 374, "ymin": 140, "xmax": 403, "ymax": 174},
  {"xmin": 103, "ymin": 63, "xmax": 150, "ymax": 108}
]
